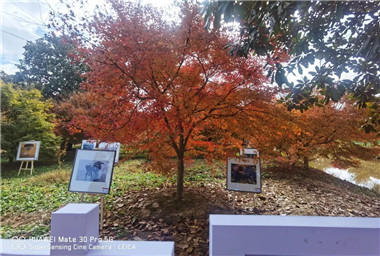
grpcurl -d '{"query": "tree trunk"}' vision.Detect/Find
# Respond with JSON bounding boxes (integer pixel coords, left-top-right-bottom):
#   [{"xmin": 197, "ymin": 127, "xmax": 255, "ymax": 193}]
[
  {"xmin": 67, "ymin": 142, "xmax": 73, "ymax": 151},
  {"xmin": 175, "ymin": 136, "xmax": 185, "ymax": 201},
  {"xmin": 176, "ymin": 154, "xmax": 185, "ymax": 201},
  {"xmin": 303, "ymin": 156, "xmax": 309, "ymax": 169}
]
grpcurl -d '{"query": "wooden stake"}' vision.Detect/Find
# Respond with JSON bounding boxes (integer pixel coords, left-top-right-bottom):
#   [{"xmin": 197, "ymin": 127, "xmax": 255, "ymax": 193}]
[
  {"xmin": 100, "ymin": 196, "xmax": 104, "ymax": 231},
  {"xmin": 80, "ymin": 193, "xmax": 84, "ymax": 203},
  {"xmin": 237, "ymin": 192, "xmax": 242, "ymax": 202},
  {"xmin": 252, "ymin": 193, "xmax": 255, "ymax": 210}
]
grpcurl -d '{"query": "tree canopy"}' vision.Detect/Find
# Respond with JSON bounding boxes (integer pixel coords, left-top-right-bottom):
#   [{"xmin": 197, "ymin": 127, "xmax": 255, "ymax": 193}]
[
  {"xmin": 54, "ymin": 1, "xmax": 273, "ymax": 200},
  {"xmin": 1, "ymin": 80, "xmax": 61, "ymax": 162},
  {"xmin": 202, "ymin": 1, "xmax": 380, "ymax": 133},
  {"xmin": 16, "ymin": 33, "xmax": 85, "ymax": 101},
  {"xmin": 263, "ymin": 100, "xmax": 377, "ymax": 168}
]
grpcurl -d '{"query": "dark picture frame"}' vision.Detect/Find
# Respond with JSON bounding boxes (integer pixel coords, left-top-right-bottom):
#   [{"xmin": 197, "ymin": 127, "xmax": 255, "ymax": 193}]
[
  {"xmin": 227, "ymin": 157, "xmax": 262, "ymax": 193},
  {"xmin": 68, "ymin": 149, "xmax": 116, "ymax": 194}
]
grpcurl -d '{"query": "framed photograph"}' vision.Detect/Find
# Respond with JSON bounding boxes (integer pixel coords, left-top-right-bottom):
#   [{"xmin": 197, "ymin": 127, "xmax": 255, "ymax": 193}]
[
  {"xmin": 240, "ymin": 148, "xmax": 259, "ymax": 158},
  {"xmin": 16, "ymin": 141, "xmax": 41, "ymax": 161},
  {"xmin": 68, "ymin": 149, "xmax": 116, "ymax": 194},
  {"xmin": 98, "ymin": 142, "xmax": 121, "ymax": 162},
  {"xmin": 227, "ymin": 157, "xmax": 262, "ymax": 193},
  {"xmin": 81, "ymin": 140, "xmax": 97, "ymax": 150}
]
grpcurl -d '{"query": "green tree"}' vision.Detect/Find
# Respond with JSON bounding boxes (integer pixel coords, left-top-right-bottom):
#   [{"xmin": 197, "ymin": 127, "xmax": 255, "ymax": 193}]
[
  {"xmin": 0, "ymin": 71, "xmax": 14, "ymax": 84},
  {"xmin": 16, "ymin": 33, "xmax": 85, "ymax": 101},
  {"xmin": 202, "ymin": 1, "xmax": 380, "ymax": 133},
  {"xmin": 1, "ymin": 80, "xmax": 61, "ymax": 163}
]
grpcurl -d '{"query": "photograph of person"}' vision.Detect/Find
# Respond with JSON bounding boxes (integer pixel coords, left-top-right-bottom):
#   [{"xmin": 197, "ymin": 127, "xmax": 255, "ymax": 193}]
[
  {"xmin": 69, "ymin": 149, "xmax": 115, "ymax": 194},
  {"xmin": 227, "ymin": 157, "xmax": 261, "ymax": 193},
  {"xmin": 76, "ymin": 160, "xmax": 109, "ymax": 182},
  {"xmin": 231, "ymin": 164, "xmax": 257, "ymax": 184}
]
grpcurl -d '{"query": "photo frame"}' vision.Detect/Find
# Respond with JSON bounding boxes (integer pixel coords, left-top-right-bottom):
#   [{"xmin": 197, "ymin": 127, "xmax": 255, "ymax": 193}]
[
  {"xmin": 81, "ymin": 140, "xmax": 97, "ymax": 150},
  {"xmin": 98, "ymin": 142, "xmax": 121, "ymax": 162},
  {"xmin": 68, "ymin": 149, "xmax": 116, "ymax": 194},
  {"xmin": 227, "ymin": 157, "xmax": 262, "ymax": 193},
  {"xmin": 16, "ymin": 141, "xmax": 41, "ymax": 161},
  {"xmin": 240, "ymin": 148, "xmax": 259, "ymax": 158}
]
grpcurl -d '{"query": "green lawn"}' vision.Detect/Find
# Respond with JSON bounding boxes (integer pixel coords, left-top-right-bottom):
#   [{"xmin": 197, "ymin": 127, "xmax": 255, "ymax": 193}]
[{"xmin": 0, "ymin": 159, "xmax": 225, "ymax": 238}]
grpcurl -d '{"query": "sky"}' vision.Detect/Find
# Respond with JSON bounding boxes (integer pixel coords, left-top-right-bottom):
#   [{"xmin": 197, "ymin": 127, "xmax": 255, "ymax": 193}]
[
  {"xmin": 0, "ymin": 0, "xmax": 173, "ymax": 75},
  {"xmin": 1, "ymin": 0, "xmax": 55, "ymax": 74},
  {"xmin": 0, "ymin": 0, "xmax": 356, "ymax": 81}
]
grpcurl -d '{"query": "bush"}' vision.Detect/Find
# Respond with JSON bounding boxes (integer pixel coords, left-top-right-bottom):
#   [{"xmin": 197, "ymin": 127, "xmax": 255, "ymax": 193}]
[{"xmin": 1, "ymin": 80, "xmax": 61, "ymax": 162}]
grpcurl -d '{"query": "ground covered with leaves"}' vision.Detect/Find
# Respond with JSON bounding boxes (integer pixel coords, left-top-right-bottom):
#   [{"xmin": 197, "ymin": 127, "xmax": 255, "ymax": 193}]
[{"xmin": 1, "ymin": 159, "xmax": 379, "ymax": 256}]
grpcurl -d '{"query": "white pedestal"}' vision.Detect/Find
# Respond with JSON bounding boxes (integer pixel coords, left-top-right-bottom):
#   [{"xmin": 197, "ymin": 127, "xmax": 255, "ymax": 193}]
[{"xmin": 50, "ymin": 203, "xmax": 99, "ymax": 256}]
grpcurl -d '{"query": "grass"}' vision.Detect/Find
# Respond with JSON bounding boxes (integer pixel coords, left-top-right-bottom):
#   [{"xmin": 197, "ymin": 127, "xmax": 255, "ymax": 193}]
[
  {"xmin": 0, "ymin": 159, "xmax": 225, "ymax": 238},
  {"xmin": 2, "ymin": 157, "xmax": 377, "ymax": 238},
  {"xmin": 1, "ymin": 224, "xmax": 50, "ymax": 238},
  {"xmin": 185, "ymin": 159, "xmax": 225, "ymax": 183}
]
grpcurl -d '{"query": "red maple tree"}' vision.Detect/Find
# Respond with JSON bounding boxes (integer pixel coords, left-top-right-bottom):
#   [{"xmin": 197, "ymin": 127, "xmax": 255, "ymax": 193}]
[
  {"xmin": 258, "ymin": 100, "xmax": 378, "ymax": 168},
  {"xmin": 59, "ymin": 2, "xmax": 272, "ymax": 199}
]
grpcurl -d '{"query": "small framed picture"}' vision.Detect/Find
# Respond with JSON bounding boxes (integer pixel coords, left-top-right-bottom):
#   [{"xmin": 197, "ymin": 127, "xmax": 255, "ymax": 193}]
[
  {"xmin": 240, "ymin": 148, "xmax": 259, "ymax": 158},
  {"xmin": 68, "ymin": 149, "xmax": 116, "ymax": 194},
  {"xmin": 98, "ymin": 142, "xmax": 121, "ymax": 162},
  {"xmin": 227, "ymin": 157, "xmax": 261, "ymax": 193},
  {"xmin": 16, "ymin": 141, "xmax": 41, "ymax": 161},
  {"xmin": 81, "ymin": 140, "xmax": 97, "ymax": 150}
]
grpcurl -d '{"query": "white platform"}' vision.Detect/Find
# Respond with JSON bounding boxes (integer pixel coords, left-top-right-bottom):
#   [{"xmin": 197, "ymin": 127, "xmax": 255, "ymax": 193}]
[
  {"xmin": 0, "ymin": 240, "xmax": 175, "ymax": 256},
  {"xmin": 209, "ymin": 214, "xmax": 380, "ymax": 256}
]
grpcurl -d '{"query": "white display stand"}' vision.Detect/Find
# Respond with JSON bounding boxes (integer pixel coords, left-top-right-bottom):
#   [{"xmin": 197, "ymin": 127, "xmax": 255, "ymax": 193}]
[
  {"xmin": 0, "ymin": 203, "xmax": 174, "ymax": 256},
  {"xmin": 209, "ymin": 214, "xmax": 380, "ymax": 256}
]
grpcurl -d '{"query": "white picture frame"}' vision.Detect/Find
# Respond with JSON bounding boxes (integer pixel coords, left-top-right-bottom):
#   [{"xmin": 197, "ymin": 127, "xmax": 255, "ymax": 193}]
[
  {"xmin": 16, "ymin": 141, "xmax": 41, "ymax": 161},
  {"xmin": 68, "ymin": 149, "xmax": 116, "ymax": 194},
  {"xmin": 81, "ymin": 140, "xmax": 97, "ymax": 150},
  {"xmin": 227, "ymin": 157, "xmax": 262, "ymax": 193},
  {"xmin": 240, "ymin": 148, "xmax": 259, "ymax": 157},
  {"xmin": 98, "ymin": 142, "xmax": 121, "ymax": 163}
]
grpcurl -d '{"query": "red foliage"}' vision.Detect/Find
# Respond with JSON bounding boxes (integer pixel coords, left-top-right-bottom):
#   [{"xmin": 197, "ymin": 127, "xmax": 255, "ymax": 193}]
[
  {"xmin": 62, "ymin": 2, "xmax": 274, "ymax": 199},
  {"xmin": 258, "ymin": 100, "xmax": 378, "ymax": 168}
]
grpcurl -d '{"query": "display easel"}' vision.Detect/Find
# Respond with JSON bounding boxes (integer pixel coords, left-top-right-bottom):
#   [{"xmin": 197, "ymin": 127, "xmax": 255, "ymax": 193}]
[
  {"xmin": 18, "ymin": 160, "xmax": 34, "ymax": 176},
  {"xmin": 79, "ymin": 193, "xmax": 105, "ymax": 230}
]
